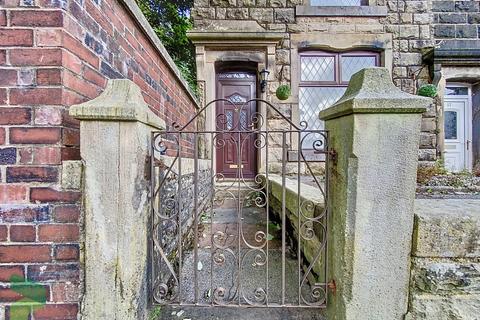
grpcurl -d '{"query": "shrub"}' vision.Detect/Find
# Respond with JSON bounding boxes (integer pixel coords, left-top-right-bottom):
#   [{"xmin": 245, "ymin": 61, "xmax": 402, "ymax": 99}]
[
  {"xmin": 417, "ymin": 84, "xmax": 437, "ymax": 98},
  {"xmin": 417, "ymin": 160, "xmax": 447, "ymax": 184},
  {"xmin": 276, "ymin": 85, "xmax": 291, "ymax": 100}
]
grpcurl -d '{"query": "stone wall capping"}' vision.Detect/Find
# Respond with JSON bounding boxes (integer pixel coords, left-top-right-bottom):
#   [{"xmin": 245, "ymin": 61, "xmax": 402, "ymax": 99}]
[
  {"xmin": 70, "ymin": 79, "xmax": 166, "ymax": 130},
  {"xmin": 319, "ymin": 67, "xmax": 430, "ymax": 121},
  {"xmin": 120, "ymin": 0, "xmax": 199, "ymax": 105},
  {"xmin": 413, "ymin": 199, "xmax": 480, "ymax": 258},
  {"xmin": 296, "ymin": 5, "xmax": 388, "ymax": 17}
]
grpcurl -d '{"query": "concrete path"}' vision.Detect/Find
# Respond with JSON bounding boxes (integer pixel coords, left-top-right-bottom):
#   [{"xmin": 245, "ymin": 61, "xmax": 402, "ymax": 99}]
[
  {"xmin": 160, "ymin": 305, "xmax": 325, "ymax": 320},
  {"xmin": 157, "ymin": 196, "xmax": 326, "ymax": 319}
]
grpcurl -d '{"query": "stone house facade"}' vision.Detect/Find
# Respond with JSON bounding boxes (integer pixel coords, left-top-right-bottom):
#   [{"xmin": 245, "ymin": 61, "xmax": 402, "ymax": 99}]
[
  {"xmin": 428, "ymin": 0, "xmax": 480, "ymax": 173},
  {"xmin": 0, "ymin": 0, "xmax": 196, "ymax": 318},
  {"xmin": 189, "ymin": 0, "xmax": 480, "ymax": 174},
  {"xmin": 0, "ymin": 0, "xmax": 478, "ymax": 319}
]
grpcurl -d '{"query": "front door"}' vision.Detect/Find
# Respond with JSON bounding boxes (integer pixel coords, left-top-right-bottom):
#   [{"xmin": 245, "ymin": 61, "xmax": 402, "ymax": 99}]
[
  {"xmin": 444, "ymin": 91, "xmax": 472, "ymax": 172},
  {"xmin": 216, "ymin": 72, "xmax": 257, "ymax": 178}
]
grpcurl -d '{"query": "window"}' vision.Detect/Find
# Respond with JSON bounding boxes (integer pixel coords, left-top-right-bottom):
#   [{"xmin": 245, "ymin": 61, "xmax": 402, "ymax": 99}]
[
  {"xmin": 310, "ymin": 0, "xmax": 363, "ymax": 6},
  {"xmin": 445, "ymin": 87, "xmax": 469, "ymax": 96},
  {"xmin": 444, "ymin": 111, "xmax": 458, "ymax": 140},
  {"xmin": 299, "ymin": 51, "xmax": 379, "ymax": 133}
]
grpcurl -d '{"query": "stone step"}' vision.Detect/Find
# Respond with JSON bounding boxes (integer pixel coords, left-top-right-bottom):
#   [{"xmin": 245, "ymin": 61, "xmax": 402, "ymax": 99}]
[{"xmin": 159, "ymin": 305, "xmax": 325, "ymax": 320}]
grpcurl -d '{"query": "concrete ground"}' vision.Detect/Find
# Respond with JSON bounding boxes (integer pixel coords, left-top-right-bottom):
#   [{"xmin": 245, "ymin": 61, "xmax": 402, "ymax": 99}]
[
  {"xmin": 160, "ymin": 305, "xmax": 325, "ymax": 320},
  {"xmin": 156, "ymin": 196, "xmax": 326, "ymax": 319}
]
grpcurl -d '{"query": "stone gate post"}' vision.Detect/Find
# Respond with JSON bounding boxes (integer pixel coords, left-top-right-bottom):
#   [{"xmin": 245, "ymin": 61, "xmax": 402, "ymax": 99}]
[
  {"xmin": 70, "ymin": 80, "xmax": 165, "ymax": 319},
  {"xmin": 319, "ymin": 68, "xmax": 430, "ymax": 320}
]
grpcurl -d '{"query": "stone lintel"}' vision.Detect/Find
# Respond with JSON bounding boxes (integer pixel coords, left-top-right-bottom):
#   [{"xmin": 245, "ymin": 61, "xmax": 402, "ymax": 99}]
[
  {"xmin": 70, "ymin": 79, "xmax": 166, "ymax": 130},
  {"xmin": 187, "ymin": 32, "xmax": 286, "ymax": 45},
  {"xmin": 296, "ymin": 5, "xmax": 388, "ymax": 17},
  {"xmin": 319, "ymin": 67, "xmax": 430, "ymax": 121},
  {"xmin": 188, "ymin": 20, "xmax": 285, "ymax": 45}
]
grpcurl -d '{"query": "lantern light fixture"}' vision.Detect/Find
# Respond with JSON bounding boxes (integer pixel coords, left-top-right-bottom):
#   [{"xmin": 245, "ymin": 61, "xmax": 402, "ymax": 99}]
[{"xmin": 259, "ymin": 69, "xmax": 270, "ymax": 93}]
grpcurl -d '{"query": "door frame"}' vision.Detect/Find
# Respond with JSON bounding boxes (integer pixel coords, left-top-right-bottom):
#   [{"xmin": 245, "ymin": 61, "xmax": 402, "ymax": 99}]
[
  {"xmin": 214, "ymin": 66, "xmax": 259, "ymax": 179},
  {"xmin": 444, "ymin": 82, "xmax": 473, "ymax": 172}
]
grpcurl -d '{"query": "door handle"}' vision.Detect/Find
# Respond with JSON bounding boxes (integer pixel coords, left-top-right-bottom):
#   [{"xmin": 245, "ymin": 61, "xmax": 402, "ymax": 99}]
[{"xmin": 467, "ymin": 140, "xmax": 471, "ymax": 150}]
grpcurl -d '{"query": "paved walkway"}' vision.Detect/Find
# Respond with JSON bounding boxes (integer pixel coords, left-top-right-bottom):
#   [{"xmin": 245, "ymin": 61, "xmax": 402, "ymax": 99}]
[{"xmin": 159, "ymin": 195, "xmax": 325, "ymax": 319}]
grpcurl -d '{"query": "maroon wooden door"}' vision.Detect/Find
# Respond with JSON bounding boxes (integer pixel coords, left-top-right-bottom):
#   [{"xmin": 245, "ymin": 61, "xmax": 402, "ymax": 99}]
[{"xmin": 216, "ymin": 72, "xmax": 257, "ymax": 179}]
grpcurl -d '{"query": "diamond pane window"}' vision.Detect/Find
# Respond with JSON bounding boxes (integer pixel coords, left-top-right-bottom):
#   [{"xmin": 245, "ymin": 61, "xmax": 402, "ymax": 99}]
[
  {"xmin": 301, "ymin": 56, "xmax": 335, "ymax": 82},
  {"xmin": 299, "ymin": 87, "xmax": 346, "ymax": 130},
  {"xmin": 341, "ymin": 56, "xmax": 377, "ymax": 82},
  {"xmin": 311, "ymin": 0, "xmax": 361, "ymax": 5},
  {"xmin": 299, "ymin": 51, "xmax": 379, "ymax": 139}
]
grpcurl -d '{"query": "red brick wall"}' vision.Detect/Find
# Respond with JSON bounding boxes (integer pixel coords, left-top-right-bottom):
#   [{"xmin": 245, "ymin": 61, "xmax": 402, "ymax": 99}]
[{"xmin": 0, "ymin": 0, "xmax": 197, "ymax": 318}]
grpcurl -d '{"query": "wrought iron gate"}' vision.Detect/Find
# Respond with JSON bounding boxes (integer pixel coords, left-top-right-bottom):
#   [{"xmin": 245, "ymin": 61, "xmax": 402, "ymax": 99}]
[{"xmin": 150, "ymin": 99, "xmax": 331, "ymax": 308}]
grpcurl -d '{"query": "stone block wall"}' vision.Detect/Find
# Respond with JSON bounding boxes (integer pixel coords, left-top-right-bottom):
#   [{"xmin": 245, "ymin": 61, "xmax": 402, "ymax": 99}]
[
  {"xmin": 0, "ymin": 1, "xmax": 197, "ymax": 318},
  {"xmin": 433, "ymin": 0, "xmax": 480, "ymax": 44},
  {"xmin": 191, "ymin": 0, "xmax": 439, "ymax": 165},
  {"xmin": 407, "ymin": 199, "xmax": 480, "ymax": 319},
  {"xmin": 191, "ymin": 0, "xmax": 434, "ymax": 91}
]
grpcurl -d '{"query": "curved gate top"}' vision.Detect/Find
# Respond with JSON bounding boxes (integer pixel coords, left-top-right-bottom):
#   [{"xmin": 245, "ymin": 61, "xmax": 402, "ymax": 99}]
[{"xmin": 150, "ymin": 98, "xmax": 332, "ymax": 308}]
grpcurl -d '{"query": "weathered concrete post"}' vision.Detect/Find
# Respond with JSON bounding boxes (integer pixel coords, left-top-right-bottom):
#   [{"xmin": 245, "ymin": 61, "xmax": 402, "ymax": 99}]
[
  {"xmin": 70, "ymin": 80, "xmax": 165, "ymax": 319},
  {"xmin": 319, "ymin": 67, "xmax": 430, "ymax": 320}
]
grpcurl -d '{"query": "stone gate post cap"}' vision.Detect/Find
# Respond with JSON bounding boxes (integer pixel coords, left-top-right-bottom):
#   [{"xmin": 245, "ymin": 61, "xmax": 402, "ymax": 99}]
[
  {"xmin": 319, "ymin": 67, "xmax": 431, "ymax": 121},
  {"xmin": 69, "ymin": 79, "xmax": 165, "ymax": 129}
]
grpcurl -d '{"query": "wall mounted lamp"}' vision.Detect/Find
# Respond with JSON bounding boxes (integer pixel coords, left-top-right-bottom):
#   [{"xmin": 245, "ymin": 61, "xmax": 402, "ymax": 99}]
[{"xmin": 259, "ymin": 69, "xmax": 270, "ymax": 93}]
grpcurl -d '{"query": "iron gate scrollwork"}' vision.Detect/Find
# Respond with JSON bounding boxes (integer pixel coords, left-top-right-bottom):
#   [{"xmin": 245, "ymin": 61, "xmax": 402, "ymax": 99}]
[{"xmin": 150, "ymin": 98, "xmax": 331, "ymax": 308}]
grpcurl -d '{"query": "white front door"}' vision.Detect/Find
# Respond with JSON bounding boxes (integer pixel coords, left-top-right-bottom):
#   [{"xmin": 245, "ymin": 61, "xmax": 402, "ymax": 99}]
[{"xmin": 444, "ymin": 93, "xmax": 471, "ymax": 172}]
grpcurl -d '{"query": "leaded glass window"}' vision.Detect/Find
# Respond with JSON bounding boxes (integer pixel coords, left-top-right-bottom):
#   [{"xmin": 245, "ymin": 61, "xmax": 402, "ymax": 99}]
[
  {"xmin": 310, "ymin": 0, "xmax": 362, "ymax": 6},
  {"xmin": 301, "ymin": 56, "xmax": 335, "ymax": 82},
  {"xmin": 299, "ymin": 51, "xmax": 379, "ymax": 147}
]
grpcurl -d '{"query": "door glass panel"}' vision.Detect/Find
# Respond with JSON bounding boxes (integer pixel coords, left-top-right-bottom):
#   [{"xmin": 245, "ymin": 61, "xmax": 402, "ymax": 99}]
[
  {"xmin": 444, "ymin": 111, "xmax": 458, "ymax": 139},
  {"xmin": 240, "ymin": 110, "xmax": 248, "ymax": 130},
  {"xmin": 301, "ymin": 56, "xmax": 335, "ymax": 82},
  {"xmin": 340, "ymin": 56, "xmax": 377, "ymax": 82},
  {"xmin": 226, "ymin": 110, "xmax": 234, "ymax": 130},
  {"xmin": 445, "ymin": 87, "xmax": 468, "ymax": 95},
  {"xmin": 227, "ymin": 93, "xmax": 247, "ymax": 104}
]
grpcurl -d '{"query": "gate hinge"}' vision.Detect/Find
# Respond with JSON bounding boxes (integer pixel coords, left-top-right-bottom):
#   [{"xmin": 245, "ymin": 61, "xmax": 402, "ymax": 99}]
[
  {"xmin": 328, "ymin": 149, "xmax": 337, "ymax": 164},
  {"xmin": 144, "ymin": 155, "xmax": 151, "ymax": 181},
  {"xmin": 327, "ymin": 279, "xmax": 336, "ymax": 295}
]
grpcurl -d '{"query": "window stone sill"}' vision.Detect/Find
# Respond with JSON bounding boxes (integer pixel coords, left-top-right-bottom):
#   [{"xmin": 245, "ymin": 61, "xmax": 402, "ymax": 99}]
[{"xmin": 296, "ymin": 5, "xmax": 388, "ymax": 17}]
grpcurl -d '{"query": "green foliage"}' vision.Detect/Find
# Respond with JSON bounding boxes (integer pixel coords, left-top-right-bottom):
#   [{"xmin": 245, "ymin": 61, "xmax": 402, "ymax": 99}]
[
  {"xmin": 417, "ymin": 84, "xmax": 438, "ymax": 98},
  {"xmin": 416, "ymin": 159, "xmax": 447, "ymax": 184},
  {"xmin": 148, "ymin": 306, "xmax": 162, "ymax": 320},
  {"xmin": 136, "ymin": 0, "xmax": 197, "ymax": 94},
  {"xmin": 276, "ymin": 84, "xmax": 291, "ymax": 100}
]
